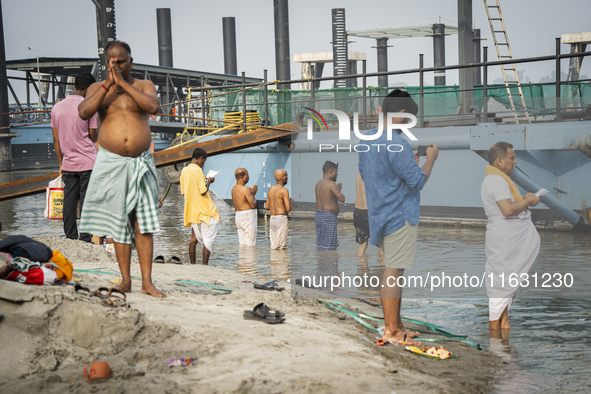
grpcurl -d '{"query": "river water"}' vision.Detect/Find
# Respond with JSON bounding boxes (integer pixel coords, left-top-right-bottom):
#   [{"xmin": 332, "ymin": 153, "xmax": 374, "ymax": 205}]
[{"xmin": 1, "ymin": 169, "xmax": 590, "ymax": 393}]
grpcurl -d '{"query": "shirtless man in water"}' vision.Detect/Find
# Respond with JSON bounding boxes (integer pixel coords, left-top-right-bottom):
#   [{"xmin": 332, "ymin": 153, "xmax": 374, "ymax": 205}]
[
  {"xmin": 314, "ymin": 161, "xmax": 345, "ymax": 250},
  {"xmin": 265, "ymin": 169, "xmax": 292, "ymax": 249},
  {"xmin": 78, "ymin": 41, "xmax": 164, "ymax": 298},
  {"xmin": 231, "ymin": 168, "xmax": 258, "ymax": 246}
]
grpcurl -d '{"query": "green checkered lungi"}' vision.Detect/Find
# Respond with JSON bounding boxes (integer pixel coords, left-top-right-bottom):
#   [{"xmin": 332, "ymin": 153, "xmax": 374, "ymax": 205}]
[{"xmin": 79, "ymin": 147, "xmax": 160, "ymax": 245}]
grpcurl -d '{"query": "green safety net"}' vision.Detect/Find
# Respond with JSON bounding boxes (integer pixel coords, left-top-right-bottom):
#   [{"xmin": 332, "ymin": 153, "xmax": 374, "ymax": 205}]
[{"xmin": 206, "ymin": 82, "xmax": 591, "ymax": 127}]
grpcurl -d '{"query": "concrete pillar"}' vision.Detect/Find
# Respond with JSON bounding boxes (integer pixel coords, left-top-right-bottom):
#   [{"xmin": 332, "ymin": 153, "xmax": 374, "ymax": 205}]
[
  {"xmin": 348, "ymin": 60, "xmax": 357, "ymax": 87},
  {"xmin": 567, "ymin": 43, "xmax": 587, "ymax": 81},
  {"xmin": 457, "ymin": 0, "xmax": 474, "ymax": 112},
  {"xmin": 432, "ymin": 23, "xmax": 446, "ymax": 86},
  {"xmin": 299, "ymin": 62, "xmax": 311, "ymax": 90},
  {"xmin": 377, "ymin": 38, "xmax": 389, "ymax": 88}
]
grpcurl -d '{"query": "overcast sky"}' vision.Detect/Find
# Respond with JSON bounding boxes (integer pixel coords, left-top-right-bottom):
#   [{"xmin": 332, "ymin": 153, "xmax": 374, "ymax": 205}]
[{"xmin": 4, "ymin": 0, "xmax": 591, "ymax": 89}]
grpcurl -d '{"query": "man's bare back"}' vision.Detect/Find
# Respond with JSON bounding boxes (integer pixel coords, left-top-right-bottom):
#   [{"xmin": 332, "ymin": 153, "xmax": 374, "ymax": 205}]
[
  {"xmin": 267, "ymin": 184, "xmax": 291, "ymax": 215},
  {"xmin": 79, "ymin": 44, "xmax": 159, "ymax": 158},
  {"xmin": 231, "ymin": 168, "xmax": 258, "ymax": 211},
  {"xmin": 232, "ymin": 184, "xmax": 257, "ymax": 211},
  {"xmin": 266, "ymin": 169, "xmax": 292, "ymax": 215},
  {"xmin": 315, "ymin": 173, "xmax": 345, "ymax": 217}
]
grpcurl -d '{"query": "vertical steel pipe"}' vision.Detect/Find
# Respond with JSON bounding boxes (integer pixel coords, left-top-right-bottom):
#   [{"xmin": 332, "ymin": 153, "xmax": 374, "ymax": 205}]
[
  {"xmin": 473, "ymin": 28, "xmax": 481, "ymax": 85},
  {"xmin": 483, "ymin": 46, "xmax": 488, "ymax": 121},
  {"xmin": 362, "ymin": 60, "xmax": 367, "ymax": 129},
  {"xmin": 555, "ymin": 37, "xmax": 562, "ymax": 121},
  {"xmin": 273, "ymin": 0, "xmax": 291, "ymax": 89},
  {"xmin": 157, "ymin": 8, "xmax": 173, "ymax": 67},
  {"xmin": 0, "ymin": 0, "xmax": 12, "ymax": 171},
  {"xmin": 264, "ymin": 69, "xmax": 269, "ymax": 126},
  {"xmin": 242, "ymin": 72, "xmax": 246, "ymax": 134},
  {"xmin": 432, "ymin": 23, "xmax": 446, "ymax": 86},
  {"xmin": 419, "ymin": 54, "xmax": 424, "ymax": 128},
  {"xmin": 457, "ymin": 0, "xmax": 474, "ymax": 113},
  {"xmin": 222, "ymin": 17, "xmax": 237, "ymax": 75},
  {"xmin": 377, "ymin": 37, "xmax": 389, "ymax": 88}
]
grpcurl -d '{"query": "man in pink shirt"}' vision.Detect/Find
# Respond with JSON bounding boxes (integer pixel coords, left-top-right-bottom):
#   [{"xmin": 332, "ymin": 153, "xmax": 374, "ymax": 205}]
[{"xmin": 51, "ymin": 73, "xmax": 99, "ymax": 242}]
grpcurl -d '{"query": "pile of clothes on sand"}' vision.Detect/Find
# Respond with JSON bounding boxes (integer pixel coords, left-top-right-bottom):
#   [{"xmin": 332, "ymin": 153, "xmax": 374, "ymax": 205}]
[{"xmin": 0, "ymin": 235, "xmax": 73, "ymax": 286}]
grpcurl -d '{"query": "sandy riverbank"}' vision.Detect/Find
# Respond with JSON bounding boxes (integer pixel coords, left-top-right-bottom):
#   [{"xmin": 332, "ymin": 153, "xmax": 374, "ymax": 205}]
[{"xmin": 0, "ymin": 237, "xmax": 501, "ymax": 393}]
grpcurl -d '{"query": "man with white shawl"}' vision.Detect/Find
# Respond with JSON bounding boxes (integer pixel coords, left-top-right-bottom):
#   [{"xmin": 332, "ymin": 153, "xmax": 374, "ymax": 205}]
[{"xmin": 481, "ymin": 142, "xmax": 541, "ymax": 330}]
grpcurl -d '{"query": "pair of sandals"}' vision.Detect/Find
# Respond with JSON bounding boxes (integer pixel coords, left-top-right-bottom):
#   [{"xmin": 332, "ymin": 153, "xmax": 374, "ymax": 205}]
[
  {"xmin": 253, "ymin": 281, "xmax": 285, "ymax": 292},
  {"xmin": 154, "ymin": 255, "xmax": 181, "ymax": 264},
  {"xmin": 243, "ymin": 302, "xmax": 285, "ymax": 324},
  {"xmin": 75, "ymin": 284, "xmax": 128, "ymax": 308}
]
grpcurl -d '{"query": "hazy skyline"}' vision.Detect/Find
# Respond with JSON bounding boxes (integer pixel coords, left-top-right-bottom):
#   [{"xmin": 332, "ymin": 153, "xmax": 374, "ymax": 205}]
[{"xmin": 4, "ymin": 0, "xmax": 591, "ymax": 91}]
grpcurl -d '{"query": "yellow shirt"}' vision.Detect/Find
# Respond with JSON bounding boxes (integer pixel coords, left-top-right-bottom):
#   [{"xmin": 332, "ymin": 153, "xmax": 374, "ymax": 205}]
[{"xmin": 180, "ymin": 164, "xmax": 220, "ymax": 227}]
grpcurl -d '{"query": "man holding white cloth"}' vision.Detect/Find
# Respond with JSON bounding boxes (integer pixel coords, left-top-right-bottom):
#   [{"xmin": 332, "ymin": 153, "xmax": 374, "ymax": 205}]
[{"xmin": 481, "ymin": 142, "xmax": 541, "ymax": 331}]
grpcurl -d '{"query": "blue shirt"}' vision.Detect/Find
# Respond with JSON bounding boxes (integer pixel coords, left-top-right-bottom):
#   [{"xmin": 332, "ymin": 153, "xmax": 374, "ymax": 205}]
[{"xmin": 358, "ymin": 129, "xmax": 426, "ymax": 245}]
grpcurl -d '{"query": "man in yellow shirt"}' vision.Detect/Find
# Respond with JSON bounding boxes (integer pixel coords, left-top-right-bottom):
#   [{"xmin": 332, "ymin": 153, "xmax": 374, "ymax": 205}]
[{"xmin": 180, "ymin": 148, "xmax": 220, "ymax": 265}]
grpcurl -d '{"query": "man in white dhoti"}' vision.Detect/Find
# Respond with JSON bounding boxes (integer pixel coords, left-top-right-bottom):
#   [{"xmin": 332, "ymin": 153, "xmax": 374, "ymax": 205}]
[
  {"xmin": 481, "ymin": 142, "xmax": 541, "ymax": 330},
  {"xmin": 265, "ymin": 169, "xmax": 292, "ymax": 250},
  {"xmin": 231, "ymin": 168, "xmax": 258, "ymax": 246}
]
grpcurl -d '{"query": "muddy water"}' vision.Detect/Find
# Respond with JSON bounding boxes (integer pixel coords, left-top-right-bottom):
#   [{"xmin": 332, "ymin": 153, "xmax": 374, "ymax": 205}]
[{"xmin": 1, "ymin": 169, "xmax": 590, "ymax": 393}]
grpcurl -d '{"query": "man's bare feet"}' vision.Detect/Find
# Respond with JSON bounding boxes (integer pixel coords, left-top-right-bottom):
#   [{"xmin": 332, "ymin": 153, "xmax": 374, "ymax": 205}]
[
  {"xmin": 141, "ymin": 282, "xmax": 166, "ymax": 298},
  {"xmin": 400, "ymin": 326, "xmax": 420, "ymax": 338},
  {"xmin": 489, "ymin": 316, "xmax": 511, "ymax": 330},
  {"xmin": 115, "ymin": 279, "xmax": 132, "ymax": 293},
  {"xmin": 383, "ymin": 328, "xmax": 421, "ymax": 346}
]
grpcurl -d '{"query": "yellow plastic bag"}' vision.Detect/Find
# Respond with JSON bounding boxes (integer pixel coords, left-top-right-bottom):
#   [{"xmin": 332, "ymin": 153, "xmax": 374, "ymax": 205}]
[{"xmin": 44, "ymin": 176, "xmax": 64, "ymax": 220}]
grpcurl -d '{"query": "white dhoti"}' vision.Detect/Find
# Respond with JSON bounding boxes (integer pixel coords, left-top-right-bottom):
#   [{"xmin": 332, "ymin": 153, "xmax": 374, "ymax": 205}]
[
  {"xmin": 481, "ymin": 173, "xmax": 541, "ymax": 322},
  {"xmin": 270, "ymin": 215, "xmax": 288, "ymax": 249},
  {"xmin": 235, "ymin": 209, "xmax": 257, "ymax": 246},
  {"xmin": 191, "ymin": 220, "xmax": 219, "ymax": 252},
  {"xmin": 485, "ymin": 217, "xmax": 540, "ymax": 321}
]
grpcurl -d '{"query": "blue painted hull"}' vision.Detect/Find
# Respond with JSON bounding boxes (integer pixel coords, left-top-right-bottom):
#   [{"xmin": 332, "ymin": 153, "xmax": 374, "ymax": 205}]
[
  {"xmin": 204, "ymin": 122, "xmax": 591, "ymax": 221},
  {"xmin": 9, "ymin": 122, "xmax": 591, "ymax": 221}
]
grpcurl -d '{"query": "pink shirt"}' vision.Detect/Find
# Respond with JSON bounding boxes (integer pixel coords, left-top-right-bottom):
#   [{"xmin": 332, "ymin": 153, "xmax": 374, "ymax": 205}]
[{"xmin": 50, "ymin": 95, "xmax": 98, "ymax": 172}]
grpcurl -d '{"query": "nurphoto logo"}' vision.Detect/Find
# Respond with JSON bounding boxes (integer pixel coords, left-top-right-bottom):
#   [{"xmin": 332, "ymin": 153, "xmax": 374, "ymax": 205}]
[{"xmin": 302, "ymin": 108, "xmax": 418, "ymax": 152}]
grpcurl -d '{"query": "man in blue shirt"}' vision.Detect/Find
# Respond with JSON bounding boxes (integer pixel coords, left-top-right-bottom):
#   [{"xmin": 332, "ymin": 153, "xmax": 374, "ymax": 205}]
[{"xmin": 359, "ymin": 89, "xmax": 438, "ymax": 346}]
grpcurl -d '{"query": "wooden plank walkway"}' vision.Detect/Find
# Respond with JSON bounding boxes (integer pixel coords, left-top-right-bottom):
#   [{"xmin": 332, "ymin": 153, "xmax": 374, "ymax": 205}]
[{"xmin": 0, "ymin": 122, "xmax": 295, "ymax": 202}]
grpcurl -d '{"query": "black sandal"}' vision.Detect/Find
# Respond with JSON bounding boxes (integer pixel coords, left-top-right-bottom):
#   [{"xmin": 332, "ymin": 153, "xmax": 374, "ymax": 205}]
[
  {"xmin": 74, "ymin": 284, "xmax": 91, "ymax": 296},
  {"xmin": 243, "ymin": 303, "xmax": 286, "ymax": 324},
  {"xmin": 253, "ymin": 281, "xmax": 285, "ymax": 292}
]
